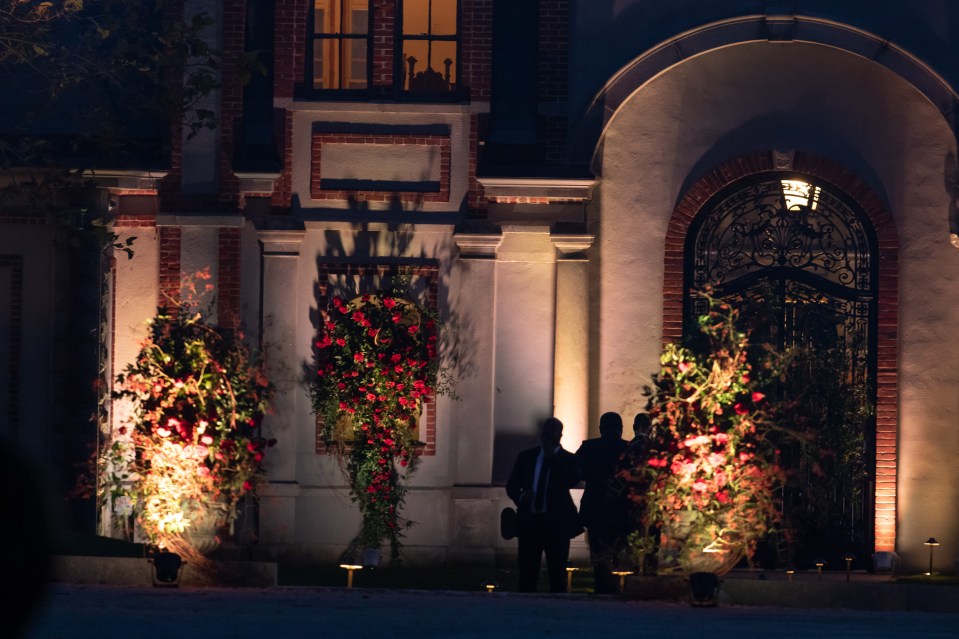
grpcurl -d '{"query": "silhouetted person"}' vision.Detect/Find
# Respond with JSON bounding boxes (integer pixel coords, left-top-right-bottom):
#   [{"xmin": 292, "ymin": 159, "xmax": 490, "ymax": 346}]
[
  {"xmin": 576, "ymin": 412, "xmax": 630, "ymax": 593},
  {"xmin": 506, "ymin": 417, "xmax": 583, "ymax": 592},
  {"xmin": 621, "ymin": 412, "xmax": 658, "ymax": 574}
]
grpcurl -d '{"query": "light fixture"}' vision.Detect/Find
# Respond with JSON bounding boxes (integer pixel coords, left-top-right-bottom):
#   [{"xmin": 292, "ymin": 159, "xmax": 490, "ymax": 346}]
[
  {"xmin": 565, "ymin": 565, "xmax": 580, "ymax": 593},
  {"xmin": 842, "ymin": 553, "xmax": 856, "ymax": 582},
  {"xmin": 924, "ymin": 537, "xmax": 939, "ymax": 576},
  {"xmin": 814, "ymin": 557, "xmax": 826, "ymax": 581},
  {"xmin": 481, "ymin": 579, "xmax": 499, "ymax": 593},
  {"xmin": 340, "ymin": 563, "xmax": 363, "ymax": 588},
  {"xmin": 786, "ymin": 567, "xmax": 796, "ymax": 582},
  {"xmin": 611, "ymin": 570, "xmax": 633, "ymax": 594},
  {"xmin": 149, "ymin": 550, "xmax": 183, "ymax": 587},
  {"xmin": 689, "ymin": 571, "xmax": 720, "ymax": 607}
]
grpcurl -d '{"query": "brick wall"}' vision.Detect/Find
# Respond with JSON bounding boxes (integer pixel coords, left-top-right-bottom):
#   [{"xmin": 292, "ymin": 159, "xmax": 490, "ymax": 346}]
[
  {"xmin": 273, "ymin": 0, "xmax": 307, "ymax": 99},
  {"xmin": 372, "ymin": 0, "xmax": 396, "ymax": 87},
  {"xmin": 462, "ymin": 0, "xmax": 492, "ymax": 101},
  {"xmin": 312, "ymin": 263, "xmax": 440, "ymax": 457},
  {"xmin": 217, "ymin": 228, "xmax": 242, "ymax": 329},
  {"xmin": 663, "ymin": 151, "xmax": 900, "ymax": 553},
  {"xmin": 158, "ymin": 227, "xmax": 183, "ymax": 314}
]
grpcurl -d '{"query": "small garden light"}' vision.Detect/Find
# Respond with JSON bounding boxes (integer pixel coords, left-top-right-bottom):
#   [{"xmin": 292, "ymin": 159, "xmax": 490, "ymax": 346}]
[
  {"xmin": 842, "ymin": 553, "xmax": 856, "ymax": 582},
  {"xmin": 481, "ymin": 579, "xmax": 499, "ymax": 593},
  {"xmin": 786, "ymin": 567, "xmax": 795, "ymax": 582},
  {"xmin": 565, "ymin": 565, "xmax": 580, "ymax": 593},
  {"xmin": 814, "ymin": 557, "xmax": 826, "ymax": 581},
  {"xmin": 611, "ymin": 570, "xmax": 633, "ymax": 593},
  {"xmin": 340, "ymin": 563, "xmax": 363, "ymax": 588},
  {"xmin": 924, "ymin": 537, "xmax": 939, "ymax": 576}
]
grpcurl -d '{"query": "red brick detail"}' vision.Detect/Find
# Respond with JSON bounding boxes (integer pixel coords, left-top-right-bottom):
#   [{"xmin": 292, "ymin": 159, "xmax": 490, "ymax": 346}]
[
  {"xmin": 158, "ymin": 227, "xmax": 182, "ymax": 315},
  {"xmin": 467, "ymin": 113, "xmax": 488, "ymax": 217},
  {"xmin": 538, "ymin": 0, "xmax": 569, "ymax": 163},
  {"xmin": 273, "ymin": 0, "xmax": 308, "ymax": 99},
  {"xmin": 372, "ymin": 0, "xmax": 396, "ymax": 87},
  {"xmin": 271, "ymin": 110, "xmax": 296, "ymax": 210},
  {"xmin": 0, "ymin": 255, "xmax": 23, "ymax": 437},
  {"xmin": 663, "ymin": 151, "xmax": 900, "ymax": 553},
  {"xmin": 313, "ymin": 263, "xmax": 440, "ymax": 457},
  {"xmin": 217, "ymin": 228, "xmax": 241, "ymax": 330},
  {"xmin": 113, "ymin": 214, "xmax": 158, "ymax": 228},
  {"xmin": 461, "ymin": 0, "xmax": 493, "ymax": 101},
  {"xmin": 310, "ymin": 132, "xmax": 451, "ymax": 203}
]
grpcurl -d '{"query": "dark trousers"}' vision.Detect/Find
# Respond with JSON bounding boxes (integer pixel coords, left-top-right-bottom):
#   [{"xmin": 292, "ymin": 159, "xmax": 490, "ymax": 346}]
[
  {"xmin": 517, "ymin": 514, "xmax": 571, "ymax": 593},
  {"xmin": 586, "ymin": 524, "xmax": 625, "ymax": 594}
]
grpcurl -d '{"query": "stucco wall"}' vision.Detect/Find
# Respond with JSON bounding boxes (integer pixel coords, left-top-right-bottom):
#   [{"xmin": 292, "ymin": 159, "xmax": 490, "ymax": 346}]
[{"xmin": 592, "ymin": 41, "xmax": 959, "ymax": 570}]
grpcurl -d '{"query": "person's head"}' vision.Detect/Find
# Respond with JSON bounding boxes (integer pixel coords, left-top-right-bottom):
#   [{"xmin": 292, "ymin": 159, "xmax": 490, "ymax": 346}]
[
  {"xmin": 632, "ymin": 412, "xmax": 651, "ymax": 437},
  {"xmin": 541, "ymin": 417, "xmax": 564, "ymax": 450},
  {"xmin": 599, "ymin": 412, "xmax": 623, "ymax": 439}
]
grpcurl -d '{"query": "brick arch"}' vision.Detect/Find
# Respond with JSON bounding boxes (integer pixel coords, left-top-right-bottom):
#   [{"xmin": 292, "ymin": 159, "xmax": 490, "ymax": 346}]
[{"xmin": 663, "ymin": 151, "xmax": 899, "ymax": 553}]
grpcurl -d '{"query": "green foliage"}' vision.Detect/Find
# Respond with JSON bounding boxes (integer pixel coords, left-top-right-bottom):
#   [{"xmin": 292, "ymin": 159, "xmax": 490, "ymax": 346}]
[
  {"xmin": 311, "ymin": 281, "xmax": 452, "ymax": 560},
  {"xmin": 105, "ymin": 283, "xmax": 274, "ymax": 554},
  {"xmin": 622, "ymin": 293, "xmax": 791, "ymax": 575}
]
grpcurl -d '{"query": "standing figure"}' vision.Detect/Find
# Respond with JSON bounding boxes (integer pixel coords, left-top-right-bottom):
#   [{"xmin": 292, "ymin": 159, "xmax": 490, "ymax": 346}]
[
  {"xmin": 576, "ymin": 412, "xmax": 630, "ymax": 593},
  {"xmin": 506, "ymin": 417, "xmax": 584, "ymax": 592},
  {"xmin": 622, "ymin": 412, "xmax": 658, "ymax": 574}
]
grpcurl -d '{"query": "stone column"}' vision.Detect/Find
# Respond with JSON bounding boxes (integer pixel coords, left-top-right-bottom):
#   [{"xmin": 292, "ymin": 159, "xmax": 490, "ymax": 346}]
[
  {"xmin": 551, "ymin": 234, "xmax": 594, "ymax": 451},
  {"xmin": 450, "ymin": 233, "xmax": 502, "ymax": 486},
  {"xmin": 257, "ymin": 230, "xmax": 303, "ymax": 546}
]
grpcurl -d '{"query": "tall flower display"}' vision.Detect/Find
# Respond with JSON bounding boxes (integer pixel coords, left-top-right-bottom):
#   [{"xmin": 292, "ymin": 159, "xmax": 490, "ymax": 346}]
[
  {"xmin": 105, "ymin": 298, "xmax": 274, "ymax": 558},
  {"xmin": 623, "ymin": 296, "xmax": 787, "ymax": 575},
  {"xmin": 311, "ymin": 287, "xmax": 445, "ymax": 560}
]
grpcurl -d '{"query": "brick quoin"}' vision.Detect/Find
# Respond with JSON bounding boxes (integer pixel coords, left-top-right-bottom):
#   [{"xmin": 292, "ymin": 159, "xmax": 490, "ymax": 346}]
[
  {"xmin": 158, "ymin": 227, "xmax": 183, "ymax": 315},
  {"xmin": 313, "ymin": 263, "xmax": 440, "ymax": 457},
  {"xmin": 662, "ymin": 151, "xmax": 900, "ymax": 553},
  {"xmin": 372, "ymin": 0, "xmax": 395, "ymax": 87},
  {"xmin": 462, "ymin": 0, "xmax": 492, "ymax": 101},
  {"xmin": 217, "ymin": 228, "xmax": 242, "ymax": 329}
]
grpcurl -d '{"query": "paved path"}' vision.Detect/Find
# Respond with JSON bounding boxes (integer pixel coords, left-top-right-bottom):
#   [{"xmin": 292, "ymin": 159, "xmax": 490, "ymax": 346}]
[{"xmin": 19, "ymin": 584, "xmax": 959, "ymax": 639}]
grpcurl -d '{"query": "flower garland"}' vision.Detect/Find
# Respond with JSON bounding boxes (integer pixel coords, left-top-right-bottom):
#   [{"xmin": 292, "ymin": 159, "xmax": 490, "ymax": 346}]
[
  {"xmin": 623, "ymin": 295, "xmax": 786, "ymax": 575},
  {"xmin": 105, "ymin": 301, "xmax": 274, "ymax": 556},
  {"xmin": 311, "ymin": 288, "xmax": 444, "ymax": 559}
]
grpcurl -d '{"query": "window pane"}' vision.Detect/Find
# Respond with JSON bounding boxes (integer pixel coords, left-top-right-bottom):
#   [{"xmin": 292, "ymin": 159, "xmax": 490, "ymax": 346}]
[
  {"xmin": 314, "ymin": 0, "xmax": 336, "ymax": 33},
  {"xmin": 313, "ymin": 42, "xmax": 326, "ymax": 88},
  {"xmin": 431, "ymin": 40, "xmax": 456, "ymax": 89},
  {"xmin": 402, "ymin": 40, "xmax": 429, "ymax": 91},
  {"xmin": 431, "ymin": 0, "xmax": 457, "ymax": 36},
  {"xmin": 347, "ymin": 4, "xmax": 368, "ymax": 35},
  {"xmin": 344, "ymin": 39, "xmax": 368, "ymax": 89},
  {"xmin": 404, "ymin": 0, "xmax": 429, "ymax": 35}
]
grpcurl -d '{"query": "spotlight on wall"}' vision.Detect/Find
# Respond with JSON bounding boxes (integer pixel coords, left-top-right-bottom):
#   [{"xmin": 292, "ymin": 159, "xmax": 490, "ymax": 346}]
[{"xmin": 924, "ymin": 537, "xmax": 940, "ymax": 576}]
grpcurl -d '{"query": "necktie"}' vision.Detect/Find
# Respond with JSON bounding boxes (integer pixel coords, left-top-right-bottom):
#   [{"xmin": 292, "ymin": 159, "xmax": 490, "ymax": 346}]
[{"xmin": 534, "ymin": 458, "xmax": 550, "ymax": 512}]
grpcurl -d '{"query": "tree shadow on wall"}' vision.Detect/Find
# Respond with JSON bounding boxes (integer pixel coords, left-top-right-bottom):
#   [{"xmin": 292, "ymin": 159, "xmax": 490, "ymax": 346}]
[{"xmin": 299, "ymin": 191, "xmax": 480, "ymax": 427}]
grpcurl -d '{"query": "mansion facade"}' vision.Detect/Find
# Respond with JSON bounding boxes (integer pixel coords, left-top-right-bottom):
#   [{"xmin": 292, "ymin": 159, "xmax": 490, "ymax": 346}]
[{"xmin": 2, "ymin": 1, "xmax": 958, "ymax": 573}]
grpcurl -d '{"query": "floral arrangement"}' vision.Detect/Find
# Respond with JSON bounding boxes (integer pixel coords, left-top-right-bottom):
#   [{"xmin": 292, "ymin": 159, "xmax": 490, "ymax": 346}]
[
  {"xmin": 311, "ymin": 284, "xmax": 446, "ymax": 560},
  {"xmin": 622, "ymin": 295, "xmax": 787, "ymax": 575},
  {"xmin": 104, "ymin": 285, "xmax": 274, "ymax": 557}
]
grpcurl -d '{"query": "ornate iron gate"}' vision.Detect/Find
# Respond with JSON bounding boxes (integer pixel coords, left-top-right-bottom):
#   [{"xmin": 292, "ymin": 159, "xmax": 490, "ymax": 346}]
[{"xmin": 684, "ymin": 173, "xmax": 878, "ymax": 567}]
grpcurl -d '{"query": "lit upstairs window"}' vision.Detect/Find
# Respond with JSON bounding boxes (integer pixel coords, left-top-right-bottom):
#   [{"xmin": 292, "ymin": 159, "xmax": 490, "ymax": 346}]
[
  {"xmin": 311, "ymin": 0, "xmax": 371, "ymax": 90},
  {"xmin": 401, "ymin": 0, "xmax": 458, "ymax": 94}
]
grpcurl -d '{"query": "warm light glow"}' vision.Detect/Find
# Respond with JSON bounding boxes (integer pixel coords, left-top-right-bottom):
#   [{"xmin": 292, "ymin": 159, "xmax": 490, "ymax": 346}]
[{"xmin": 781, "ymin": 179, "xmax": 821, "ymax": 210}]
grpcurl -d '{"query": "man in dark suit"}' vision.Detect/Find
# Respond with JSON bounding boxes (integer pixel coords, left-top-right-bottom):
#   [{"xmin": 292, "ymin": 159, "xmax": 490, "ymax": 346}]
[
  {"xmin": 576, "ymin": 412, "xmax": 630, "ymax": 593},
  {"xmin": 506, "ymin": 417, "xmax": 583, "ymax": 592}
]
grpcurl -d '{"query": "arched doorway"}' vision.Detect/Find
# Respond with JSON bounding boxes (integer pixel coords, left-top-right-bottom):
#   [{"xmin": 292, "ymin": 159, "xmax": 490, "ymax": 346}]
[{"xmin": 683, "ymin": 172, "xmax": 878, "ymax": 566}]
